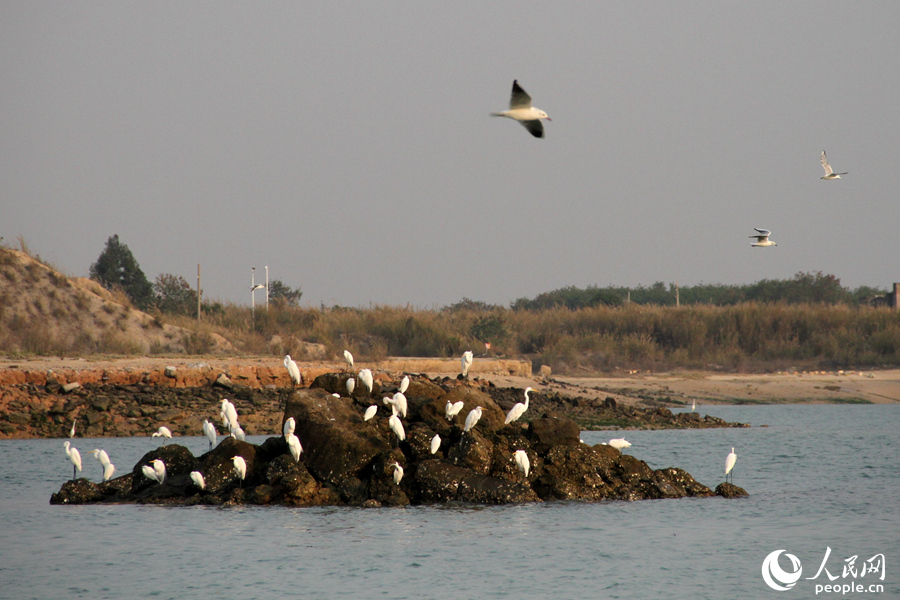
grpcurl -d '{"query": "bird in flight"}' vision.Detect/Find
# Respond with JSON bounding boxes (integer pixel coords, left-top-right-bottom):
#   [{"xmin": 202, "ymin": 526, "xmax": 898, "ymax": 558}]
[
  {"xmin": 750, "ymin": 228, "xmax": 777, "ymax": 247},
  {"xmin": 491, "ymin": 80, "xmax": 551, "ymax": 138},
  {"xmin": 820, "ymin": 151, "xmax": 847, "ymax": 180}
]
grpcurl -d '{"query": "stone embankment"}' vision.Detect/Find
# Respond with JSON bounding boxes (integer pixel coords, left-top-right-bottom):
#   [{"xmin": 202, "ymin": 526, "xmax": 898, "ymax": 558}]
[{"xmin": 51, "ymin": 371, "xmax": 748, "ymax": 507}]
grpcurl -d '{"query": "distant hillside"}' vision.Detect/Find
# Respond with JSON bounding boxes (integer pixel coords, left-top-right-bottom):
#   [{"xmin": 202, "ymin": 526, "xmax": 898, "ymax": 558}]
[{"xmin": 0, "ymin": 247, "xmax": 233, "ymax": 356}]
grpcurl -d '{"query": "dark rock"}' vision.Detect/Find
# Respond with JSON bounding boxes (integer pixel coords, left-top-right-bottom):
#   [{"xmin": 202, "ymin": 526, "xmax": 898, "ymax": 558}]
[
  {"xmin": 715, "ymin": 482, "xmax": 749, "ymax": 498},
  {"xmin": 528, "ymin": 415, "xmax": 581, "ymax": 453}
]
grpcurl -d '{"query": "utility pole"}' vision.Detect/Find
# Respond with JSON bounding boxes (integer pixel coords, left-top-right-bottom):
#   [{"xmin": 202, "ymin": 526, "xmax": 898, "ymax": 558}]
[
  {"xmin": 675, "ymin": 282, "xmax": 680, "ymax": 307},
  {"xmin": 196, "ymin": 264, "xmax": 201, "ymax": 320},
  {"xmin": 265, "ymin": 265, "xmax": 269, "ymax": 313}
]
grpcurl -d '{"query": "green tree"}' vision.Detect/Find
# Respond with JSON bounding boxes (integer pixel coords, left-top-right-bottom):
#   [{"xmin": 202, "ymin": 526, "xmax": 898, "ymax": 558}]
[
  {"xmin": 268, "ymin": 279, "xmax": 303, "ymax": 306},
  {"xmin": 153, "ymin": 273, "xmax": 197, "ymax": 315},
  {"xmin": 89, "ymin": 235, "xmax": 153, "ymax": 309}
]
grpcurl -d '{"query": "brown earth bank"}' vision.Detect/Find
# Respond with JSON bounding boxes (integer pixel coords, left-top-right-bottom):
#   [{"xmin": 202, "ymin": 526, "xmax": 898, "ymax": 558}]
[
  {"xmin": 0, "ymin": 357, "xmax": 763, "ymax": 439},
  {"xmin": 50, "ymin": 372, "xmax": 751, "ymax": 507}
]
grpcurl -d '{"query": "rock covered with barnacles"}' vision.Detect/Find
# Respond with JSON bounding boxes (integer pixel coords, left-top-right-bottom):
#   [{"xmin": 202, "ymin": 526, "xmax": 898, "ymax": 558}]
[{"xmin": 51, "ymin": 373, "xmax": 723, "ymax": 506}]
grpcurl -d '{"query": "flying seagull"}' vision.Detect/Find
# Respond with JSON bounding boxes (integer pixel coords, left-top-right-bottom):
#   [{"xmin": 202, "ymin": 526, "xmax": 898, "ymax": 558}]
[
  {"xmin": 821, "ymin": 151, "xmax": 847, "ymax": 180},
  {"xmin": 491, "ymin": 80, "xmax": 551, "ymax": 138},
  {"xmin": 750, "ymin": 228, "xmax": 777, "ymax": 247}
]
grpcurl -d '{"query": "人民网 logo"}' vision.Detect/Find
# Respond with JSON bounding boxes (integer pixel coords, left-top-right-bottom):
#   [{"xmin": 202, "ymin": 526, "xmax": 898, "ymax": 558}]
[{"xmin": 762, "ymin": 549, "xmax": 803, "ymax": 591}]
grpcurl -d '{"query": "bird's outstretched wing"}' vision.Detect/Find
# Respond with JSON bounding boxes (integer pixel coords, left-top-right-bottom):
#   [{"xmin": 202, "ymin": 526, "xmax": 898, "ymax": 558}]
[
  {"xmin": 509, "ymin": 80, "xmax": 533, "ymax": 109},
  {"xmin": 754, "ymin": 228, "xmax": 771, "ymax": 236},
  {"xmin": 821, "ymin": 151, "xmax": 834, "ymax": 176},
  {"xmin": 520, "ymin": 119, "xmax": 544, "ymax": 138}
]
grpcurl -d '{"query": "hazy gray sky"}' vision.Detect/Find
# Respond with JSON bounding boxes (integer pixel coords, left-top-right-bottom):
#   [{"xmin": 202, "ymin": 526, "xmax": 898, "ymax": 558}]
[{"xmin": 3, "ymin": 3, "xmax": 899, "ymax": 307}]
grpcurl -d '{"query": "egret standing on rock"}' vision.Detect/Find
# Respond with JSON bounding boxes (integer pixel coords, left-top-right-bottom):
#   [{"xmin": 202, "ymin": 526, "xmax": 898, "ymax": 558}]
[
  {"xmin": 190, "ymin": 471, "xmax": 206, "ymax": 490},
  {"xmin": 514, "ymin": 450, "xmax": 530, "ymax": 479},
  {"xmin": 286, "ymin": 433, "xmax": 303, "ymax": 462},
  {"xmin": 87, "ymin": 449, "xmax": 111, "ymax": 480},
  {"xmin": 102, "ymin": 462, "xmax": 116, "ymax": 482},
  {"xmin": 430, "ymin": 433, "xmax": 442, "ymax": 455},
  {"xmin": 202, "ymin": 420, "xmax": 217, "ymax": 451},
  {"xmin": 505, "ymin": 387, "xmax": 532, "ymax": 424},
  {"xmin": 232, "ymin": 456, "xmax": 247, "ymax": 487},
  {"xmin": 461, "ymin": 351, "xmax": 474, "ymax": 378},
  {"xmin": 398, "ymin": 376, "xmax": 409, "ymax": 394},
  {"xmin": 343, "ymin": 350, "xmax": 354, "ymax": 370},
  {"xmin": 346, "ymin": 377, "xmax": 355, "ymax": 397},
  {"xmin": 220, "ymin": 400, "xmax": 239, "ymax": 433},
  {"xmin": 388, "ymin": 414, "xmax": 406, "ymax": 442},
  {"xmin": 464, "ymin": 406, "xmax": 483, "ymax": 432},
  {"xmin": 446, "ymin": 400, "xmax": 464, "ymax": 421},
  {"xmin": 358, "ymin": 369, "xmax": 374, "ymax": 394},
  {"xmin": 390, "ymin": 462, "xmax": 404, "ymax": 485},
  {"xmin": 725, "ymin": 447, "xmax": 737, "ymax": 483},
  {"xmin": 284, "ymin": 354, "xmax": 302, "ymax": 387},
  {"xmin": 63, "ymin": 441, "xmax": 82, "ymax": 481},
  {"xmin": 283, "ymin": 417, "xmax": 295, "ymax": 438},
  {"xmin": 363, "ymin": 405, "xmax": 378, "ymax": 421},
  {"xmin": 607, "ymin": 438, "xmax": 632, "ymax": 450},
  {"xmin": 69, "ymin": 419, "xmax": 76, "ymax": 438}
]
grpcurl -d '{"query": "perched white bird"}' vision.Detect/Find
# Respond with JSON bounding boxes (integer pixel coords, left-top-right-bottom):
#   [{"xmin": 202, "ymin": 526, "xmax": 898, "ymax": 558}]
[
  {"xmin": 363, "ymin": 405, "xmax": 378, "ymax": 421},
  {"xmin": 464, "ymin": 406, "xmax": 483, "ymax": 432},
  {"xmin": 513, "ymin": 449, "xmax": 530, "ymax": 479},
  {"xmin": 383, "ymin": 392, "xmax": 408, "ymax": 418},
  {"xmin": 142, "ymin": 464, "xmax": 158, "ymax": 483},
  {"xmin": 232, "ymin": 456, "xmax": 247, "ymax": 485},
  {"xmin": 220, "ymin": 400, "xmax": 239, "ymax": 433},
  {"xmin": 725, "ymin": 447, "xmax": 737, "ymax": 483},
  {"xmin": 286, "ymin": 433, "xmax": 303, "ymax": 462},
  {"xmin": 343, "ymin": 350, "xmax": 354, "ymax": 369},
  {"xmin": 202, "ymin": 419, "xmax": 217, "ymax": 451},
  {"xmin": 358, "ymin": 369, "xmax": 374, "ymax": 393},
  {"xmin": 430, "ymin": 433, "xmax": 441, "ymax": 455},
  {"xmin": 63, "ymin": 441, "xmax": 82, "ymax": 481},
  {"xmin": 398, "ymin": 375, "xmax": 409, "ymax": 394},
  {"xmin": 388, "ymin": 414, "xmax": 406, "ymax": 442},
  {"xmin": 750, "ymin": 228, "xmax": 777, "ymax": 247},
  {"xmin": 87, "ymin": 448, "xmax": 111, "ymax": 480},
  {"xmin": 491, "ymin": 80, "xmax": 552, "ymax": 139},
  {"xmin": 607, "ymin": 438, "xmax": 632, "ymax": 450},
  {"xmin": 231, "ymin": 425, "xmax": 245, "ymax": 441},
  {"xmin": 461, "ymin": 351, "xmax": 474, "ymax": 378},
  {"xmin": 691, "ymin": 399, "xmax": 696, "ymax": 412},
  {"xmin": 283, "ymin": 417, "xmax": 296, "ymax": 438},
  {"xmin": 151, "ymin": 426, "xmax": 173, "ymax": 443},
  {"xmin": 284, "ymin": 354, "xmax": 302, "ymax": 387},
  {"xmin": 821, "ymin": 150, "xmax": 847, "ymax": 180},
  {"xmin": 69, "ymin": 420, "xmax": 76, "ymax": 438},
  {"xmin": 505, "ymin": 387, "xmax": 533, "ymax": 424},
  {"xmin": 151, "ymin": 459, "xmax": 166, "ymax": 484},
  {"xmin": 446, "ymin": 400, "xmax": 464, "ymax": 421},
  {"xmin": 390, "ymin": 462, "xmax": 404, "ymax": 485},
  {"xmin": 346, "ymin": 377, "xmax": 356, "ymax": 396},
  {"xmin": 190, "ymin": 471, "xmax": 206, "ymax": 490},
  {"xmin": 102, "ymin": 462, "xmax": 116, "ymax": 482}
]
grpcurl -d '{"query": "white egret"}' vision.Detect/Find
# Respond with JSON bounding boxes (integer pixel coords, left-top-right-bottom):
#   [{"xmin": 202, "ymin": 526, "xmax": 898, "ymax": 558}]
[
  {"xmin": 505, "ymin": 387, "xmax": 533, "ymax": 424},
  {"xmin": 69, "ymin": 419, "xmax": 76, "ymax": 438},
  {"xmin": 63, "ymin": 441, "xmax": 82, "ymax": 481},
  {"xmin": 232, "ymin": 456, "xmax": 247, "ymax": 486},
  {"xmin": 464, "ymin": 406, "xmax": 483, "ymax": 432},
  {"xmin": 358, "ymin": 369, "xmax": 374, "ymax": 393},
  {"xmin": 388, "ymin": 414, "xmax": 406, "ymax": 442},
  {"xmin": 283, "ymin": 417, "xmax": 296, "ymax": 438},
  {"xmin": 343, "ymin": 350, "xmax": 354, "ymax": 369},
  {"xmin": 87, "ymin": 448, "xmax": 111, "ymax": 480},
  {"xmin": 383, "ymin": 392, "xmax": 407, "ymax": 418},
  {"xmin": 691, "ymin": 399, "xmax": 696, "ymax": 412},
  {"xmin": 821, "ymin": 150, "xmax": 847, "ymax": 180},
  {"xmin": 725, "ymin": 447, "xmax": 737, "ymax": 483},
  {"xmin": 346, "ymin": 377, "xmax": 356, "ymax": 396},
  {"xmin": 286, "ymin": 433, "xmax": 303, "ymax": 462},
  {"xmin": 513, "ymin": 449, "xmax": 530, "ymax": 479},
  {"xmin": 151, "ymin": 426, "xmax": 173, "ymax": 443},
  {"xmin": 461, "ymin": 351, "xmax": 474, "ymax": 378},
  {"xmin": 231, "ymin": 425, "xmax": 245, "ymax": 441},
  {"xmin": 220, "ymin": 399, "xmax": 239, "ymax": 432},
  {"xmin": 142, "ymin": 464, "xmax": 158, "ymax": 483},
  {"xmin": 363, "ymin": 405, "xmax": 378, "ymax": 421},
  {"xmin": 491, "ymin": 80, "xmax": 551, "ymax": 138},
  {"xmin": 284, "ymin": 354, "xmax": 302, "ymax": 387},
  {"xmin": 445, "ymin": 400, "xmax": 464, "ymax": 421},
  {"xmin": 430, "ymin": 433, "xmax": 441, "ymax": 454},
  {"xmin": 102, "ymin": 462, "xmax": 116, "ymax": 482},
  {"xmin": 390, "ymin": 462, "xmax": 404, "ymax": 485},
  {"xmin": 149, "ymin": 459, "xmax": 166, "ymax": 484},
  {"xmin": 190, "ymin": 471, "xmax": 206, "ymax": 490},
  {"xmin": 398, "ymin": 375, "xmax": 409, "ymax": 394},
  {"xmin": 607, "ymin": 438, "xmax": 632, "ymax": 449},
  {"xmin": 750, "ymin": 228, "xmax": 777, "ymax": 247},
  {"xmin": 202, "ymin": 419, "xmax": 217, "ymax": 451}
]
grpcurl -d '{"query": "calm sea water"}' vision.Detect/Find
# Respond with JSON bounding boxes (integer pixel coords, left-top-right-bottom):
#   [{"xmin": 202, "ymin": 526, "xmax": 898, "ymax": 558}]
[{"xmin": 1, "ymin": 405, "xmax": 898, "ymax": 600}]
